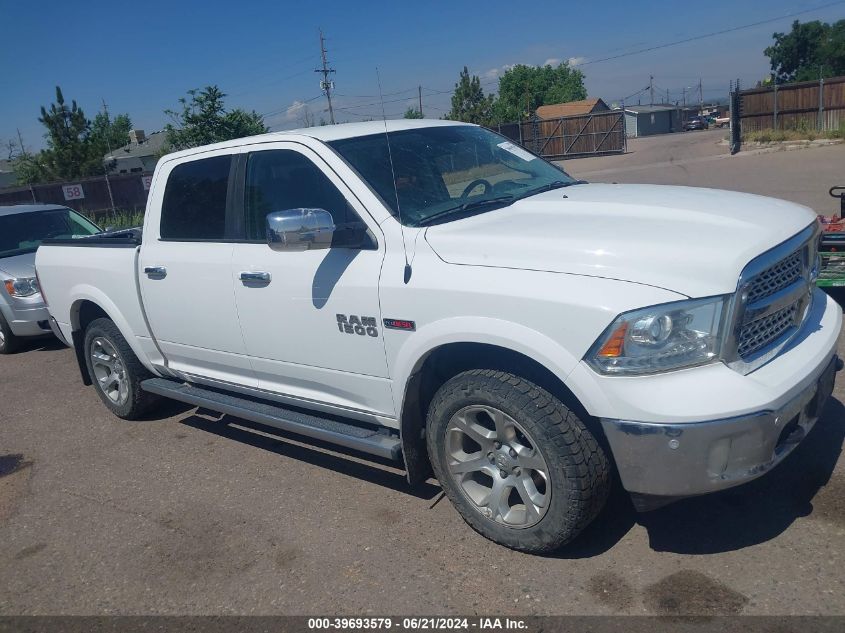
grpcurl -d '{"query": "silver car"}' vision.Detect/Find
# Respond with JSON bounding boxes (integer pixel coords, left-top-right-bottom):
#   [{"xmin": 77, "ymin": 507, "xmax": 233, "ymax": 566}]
[{"xmin": 0, "ymin": 204, "xmax": 100, "ymax": 353}]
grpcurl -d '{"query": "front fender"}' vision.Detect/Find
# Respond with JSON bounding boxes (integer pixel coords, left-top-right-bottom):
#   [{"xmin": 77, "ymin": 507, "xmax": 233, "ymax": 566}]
[{"xmin": 390, "ymin": 316, "xmax": 579, "ymax": 419}]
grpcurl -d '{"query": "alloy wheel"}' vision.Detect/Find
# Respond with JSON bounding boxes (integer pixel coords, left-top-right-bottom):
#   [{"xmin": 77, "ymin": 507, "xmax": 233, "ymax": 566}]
[
  {"xmin": 445, "ymin": 405, "xmax": 550, "ymax": 528},
  {"xmin": 90, "ymin": 337, "xmax": 129, "ymax": 405}
]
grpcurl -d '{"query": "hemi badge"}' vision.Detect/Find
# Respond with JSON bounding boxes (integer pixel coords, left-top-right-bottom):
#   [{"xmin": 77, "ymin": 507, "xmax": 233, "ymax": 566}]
[{"xmin": 383, "ymin": 318, "xmax": 416, "ymax": 331}]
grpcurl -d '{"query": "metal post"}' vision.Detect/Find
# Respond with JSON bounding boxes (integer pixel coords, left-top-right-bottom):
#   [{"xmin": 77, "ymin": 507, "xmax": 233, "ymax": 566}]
[
  {"xmin": 773, "ymin": 83, "xmax": 778, "ymax": 130},
  {"xmin": 818, "ymin": 70, "xmax": 825, "ymax": 132}
]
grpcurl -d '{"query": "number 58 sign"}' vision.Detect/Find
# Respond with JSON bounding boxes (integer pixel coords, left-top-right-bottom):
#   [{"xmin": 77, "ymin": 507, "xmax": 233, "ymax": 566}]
[{"xmin": 62, "ymin": 184, "xmax": 85, "ymax": 200}]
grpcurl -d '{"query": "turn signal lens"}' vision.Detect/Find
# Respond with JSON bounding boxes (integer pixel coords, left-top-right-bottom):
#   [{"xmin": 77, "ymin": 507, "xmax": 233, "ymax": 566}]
[{"xmin": 596, "ymin": 322, "xmax": 627, "ymax": 358}]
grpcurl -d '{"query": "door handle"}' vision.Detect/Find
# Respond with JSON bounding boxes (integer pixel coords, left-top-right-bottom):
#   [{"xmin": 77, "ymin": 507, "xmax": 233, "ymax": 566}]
[
  {"xmin": 239, "ymin": 271, "xmax": 271, "ymax": 283},
  {"xmin": 144, "ymin": 266, "xmax": 167, "ymax": 278}
]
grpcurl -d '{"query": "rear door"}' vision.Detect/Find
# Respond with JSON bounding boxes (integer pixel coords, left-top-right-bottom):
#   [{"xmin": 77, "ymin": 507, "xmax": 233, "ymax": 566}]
[
  {"xmin": 139, "ymin": 149, "xmax": 257, "ymax": 387},
  {"xmin": 230, "ymin": 143, "xmax": 393, "ymax": 417}
]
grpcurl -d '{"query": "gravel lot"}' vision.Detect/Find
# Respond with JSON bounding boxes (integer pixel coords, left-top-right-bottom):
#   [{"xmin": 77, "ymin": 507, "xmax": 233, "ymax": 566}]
[{"xmin": 1, "ymin": 133, "xmax": 844, "ymax": 616}]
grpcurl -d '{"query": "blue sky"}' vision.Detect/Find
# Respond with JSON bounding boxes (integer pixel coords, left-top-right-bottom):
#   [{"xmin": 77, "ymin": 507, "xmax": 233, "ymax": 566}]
[{"xmin": 2, "ymin": 0, "xmax": 844, "ymax": 151}]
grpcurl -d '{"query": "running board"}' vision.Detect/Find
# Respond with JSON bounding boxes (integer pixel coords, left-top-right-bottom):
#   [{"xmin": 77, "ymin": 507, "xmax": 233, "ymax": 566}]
[{"xmin": 141, "ymin": 377, "xmax": 402, "ymax": 460}]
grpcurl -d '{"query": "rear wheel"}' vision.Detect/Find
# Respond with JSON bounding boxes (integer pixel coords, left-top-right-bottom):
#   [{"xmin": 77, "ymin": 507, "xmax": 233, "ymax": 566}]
[
  {"xmin": 0, "ymin": 313, "xmax": 19, "ymax": 354},
  {"xmin": 426, "ymin": 369, "xmax": 610, "ymax": 553},
  {"xmin": 83, "ymin": 318, "xmax": 159, "ymax": 419}
]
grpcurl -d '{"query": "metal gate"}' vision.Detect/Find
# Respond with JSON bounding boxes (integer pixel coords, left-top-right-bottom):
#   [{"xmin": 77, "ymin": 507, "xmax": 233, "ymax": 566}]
[{"xmin": 495, "ymin": 110, "xmax": 627, "ymax": 159}]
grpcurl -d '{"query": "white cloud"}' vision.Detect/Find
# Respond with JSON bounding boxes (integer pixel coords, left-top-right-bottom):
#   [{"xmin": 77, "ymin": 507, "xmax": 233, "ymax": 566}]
[
  {"xmin": 483, "ymin": 63, "xmax": 522, "ymax": 80},
  {"xmin": 284, "ymin": 100, "xmax": 306, "ymax": 120},
  {"xmin": 543, "ymin": 58, "xmax": 561, "ymax": 67},
  {"xmin": 567, "ymin": 56, "xmax": 587, "ymax": 67}
]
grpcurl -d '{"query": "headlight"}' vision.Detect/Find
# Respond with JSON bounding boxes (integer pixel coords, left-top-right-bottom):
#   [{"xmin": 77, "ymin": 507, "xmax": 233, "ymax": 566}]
[
  {"xmin": 586, "ymin": 296, "xmax": 729, "ymax": 375},
  {"xmin": 3, "ymin": 277, "xmax": 40, "ymax": 298}
]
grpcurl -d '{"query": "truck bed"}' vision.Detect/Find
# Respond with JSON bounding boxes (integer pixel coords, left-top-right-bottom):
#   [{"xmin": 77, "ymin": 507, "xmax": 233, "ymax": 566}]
[{"xmin": 35, "ymin": 233, "xmax": 154, "ymax": 351}]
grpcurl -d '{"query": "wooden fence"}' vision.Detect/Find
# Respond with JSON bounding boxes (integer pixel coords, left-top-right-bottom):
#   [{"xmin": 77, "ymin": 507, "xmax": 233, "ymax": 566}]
[
  {"xmin": 739, "ymin": 75, "xmax": 845, "ymax": 133},
  {"xmin": 0, "ymin": 172, "xmax": 151, "ymax": 218},
  {"xmin": 494, "ymin": 110, "xmax": 627, "ymax": 159}
]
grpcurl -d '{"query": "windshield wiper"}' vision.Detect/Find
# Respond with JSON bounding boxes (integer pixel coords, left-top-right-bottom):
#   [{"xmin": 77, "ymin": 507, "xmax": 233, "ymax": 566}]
[
  {"xmin": 416, "ymin": 195, "xmax": 515, "ymax": 226},
  {"xmin": 517, "ymin": 179, "xmax": 586, "ymax": 201}
]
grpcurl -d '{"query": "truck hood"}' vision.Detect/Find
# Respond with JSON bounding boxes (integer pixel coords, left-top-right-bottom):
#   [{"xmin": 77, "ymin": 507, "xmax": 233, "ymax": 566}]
[
  {"xmin": 424, "ymin": 183, "xmax": 817, "ymax": 297},
  {"xmin": 0, "ymin": 252, "xmax": 36, "ymax": 279}
]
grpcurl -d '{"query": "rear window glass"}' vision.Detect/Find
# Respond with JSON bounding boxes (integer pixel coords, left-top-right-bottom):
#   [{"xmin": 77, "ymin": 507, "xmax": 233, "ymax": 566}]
[{"xmin": 160, "ymin": 155, "xmax": 232, "ymax": 240}]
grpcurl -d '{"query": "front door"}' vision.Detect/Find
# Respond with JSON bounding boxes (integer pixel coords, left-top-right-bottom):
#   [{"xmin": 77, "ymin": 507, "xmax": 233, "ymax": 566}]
[
  {"xmin": 139, "ymin": 150, "xmax": 257, "ymax": 387},
  {"xmin": 231, "ymin": 144, "xmax": 393, "ymax": 417}
]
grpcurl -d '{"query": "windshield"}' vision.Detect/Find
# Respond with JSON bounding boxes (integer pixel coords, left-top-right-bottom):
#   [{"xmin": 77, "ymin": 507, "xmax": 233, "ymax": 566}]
[
  {"xmin": 0, "ymin": 208, "xmax": 100, "ymax": 258},
  {"xmin": 329, "ymin": 125, "xmax": 580, "ymax": 226}
]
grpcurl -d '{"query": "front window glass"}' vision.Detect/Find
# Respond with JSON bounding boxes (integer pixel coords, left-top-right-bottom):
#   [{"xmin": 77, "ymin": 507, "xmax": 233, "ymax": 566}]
[
  {"xmin": 244, "ymin": 149, "xmax": 370, "ymax": 248},
  {"xmin": 0, "ymin": 208, "xmax": 100, "ymax": 258},
  {"xmin": 329, "ymin": 125, "xmax": 579, "ymax": 226}
]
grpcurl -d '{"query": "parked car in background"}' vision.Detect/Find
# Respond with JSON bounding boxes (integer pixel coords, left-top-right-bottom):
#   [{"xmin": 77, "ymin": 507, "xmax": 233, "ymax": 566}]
[
  {"xmin": 0, "ymin": 204, "xmax": 100, "ymax": 353},
  {"xmin": 683, "ymin": 116, "xmax": 710, "ymax": 131}
]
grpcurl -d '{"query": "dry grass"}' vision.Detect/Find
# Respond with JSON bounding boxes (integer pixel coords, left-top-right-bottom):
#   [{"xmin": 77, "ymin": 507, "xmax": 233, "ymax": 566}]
[{"xmin": 743, "ymin": 122, "xmax": 845, "ymax": 143}]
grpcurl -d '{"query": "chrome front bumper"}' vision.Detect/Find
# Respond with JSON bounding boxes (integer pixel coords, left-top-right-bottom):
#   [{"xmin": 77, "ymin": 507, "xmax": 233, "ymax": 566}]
[{"xmin": 599, "ymin": 353, "xmax": 840, "ymax": 504}]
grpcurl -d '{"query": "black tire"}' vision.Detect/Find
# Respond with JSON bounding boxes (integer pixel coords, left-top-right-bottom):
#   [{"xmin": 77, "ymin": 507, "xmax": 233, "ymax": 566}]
[
  {"xmin": 83, "ymin": 317, "xmax": 159, "ymax": 420},
  {"xmin": 0, "ymin": 312, "xmax": 20, "ymax": 354},
  {"xmin": 426, "ymin": 369, "xmax": 610, "ymax": 553}
]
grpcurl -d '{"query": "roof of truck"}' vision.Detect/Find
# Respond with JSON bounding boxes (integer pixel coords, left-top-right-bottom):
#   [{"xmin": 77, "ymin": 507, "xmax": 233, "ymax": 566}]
[
  {"xmin": 0, "ymin": 204, "xmax": 70, "ymax": 217},
  {"xmin": 160, "ymin": 119, "xmax": 472, "ymax": 162}
]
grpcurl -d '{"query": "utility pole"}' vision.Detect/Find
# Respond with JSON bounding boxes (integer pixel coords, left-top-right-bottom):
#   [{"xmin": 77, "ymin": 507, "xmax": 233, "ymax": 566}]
[
  {"xmin": 17, "ymin": 128, "xmax": 36, "ymax": 203},
  {"xmin": 418, "ymin": 86, "xmax": 423, "ymax": 118},
  {"xmin": 101, "ymin": 98, "xmax": 117, "ymax": 214},
  {"xmin": 649, "ymin": 75, "xmax": 654, "ymax": 106},
  {"xmin": 315, "ymin": 29, "xmax": 336, "ymax": 125},
  {"xmin": 698, "ymin": 78, "xmax": 703, "ymax": 113}
]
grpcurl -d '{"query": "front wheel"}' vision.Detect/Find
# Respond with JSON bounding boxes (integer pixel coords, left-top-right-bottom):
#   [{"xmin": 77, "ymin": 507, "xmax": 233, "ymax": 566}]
[
  {"xmin": 83, "ymin": 318, "xmax": 159, "ymax": 419},
  {"xmin": 0, "ymin": 313, "xmax": 20, "ymax": 354},
  {"xmin": 426, "ymin": 369, "xmax": 610, "ymax": 553}
]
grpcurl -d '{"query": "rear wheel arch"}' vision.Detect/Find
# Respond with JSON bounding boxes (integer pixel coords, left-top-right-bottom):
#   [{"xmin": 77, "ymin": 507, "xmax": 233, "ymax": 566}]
[
  {"xmin": 399, "ymin": 342, "xmax": 610, "ymax": 485},
  {"xmin": 70, "ymin": 299, "xmax": 155, "ymax": 383}
]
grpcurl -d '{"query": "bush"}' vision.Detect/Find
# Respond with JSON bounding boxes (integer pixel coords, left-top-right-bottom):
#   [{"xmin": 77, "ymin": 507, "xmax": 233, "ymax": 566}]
[{"xmin": 83, "ymin": 209, "xmax": 145, "ymax": 231}]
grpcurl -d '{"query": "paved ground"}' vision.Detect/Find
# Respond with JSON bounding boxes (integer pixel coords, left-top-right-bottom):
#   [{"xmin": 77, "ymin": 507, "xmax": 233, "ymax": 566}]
[
  {"xmin": 1, "ymin": 135, "xmax": 844, "ymax": 616},
  {"xmin": 560, "ymin": 129, "xmax": 845, "ymax": 215}
]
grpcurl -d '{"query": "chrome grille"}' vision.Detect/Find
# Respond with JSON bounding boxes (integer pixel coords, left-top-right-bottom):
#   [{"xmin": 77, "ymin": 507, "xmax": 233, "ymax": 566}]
[
  {"xmin": 737, "ymin": 302, "xmax": 799, "ymax": 358},
  {"xmin": 746, "ymin": 250, "xmax": 803, "ymax": 303},
  {"xmin": 728, "ymin": 224, "xmax": 818, "ymax": 372}
]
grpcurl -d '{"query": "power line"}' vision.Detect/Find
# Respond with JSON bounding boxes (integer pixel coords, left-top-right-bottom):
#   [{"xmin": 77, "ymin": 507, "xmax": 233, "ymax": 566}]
[{"xmin": 578, "ymin": 0, "xmax": 845, "ymax": 67}]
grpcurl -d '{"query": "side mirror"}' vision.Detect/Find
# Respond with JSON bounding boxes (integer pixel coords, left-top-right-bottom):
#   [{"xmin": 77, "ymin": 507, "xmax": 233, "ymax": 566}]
[{"xmin": 267, "ymin": 208, "xmax": 335, "ymax": 252}]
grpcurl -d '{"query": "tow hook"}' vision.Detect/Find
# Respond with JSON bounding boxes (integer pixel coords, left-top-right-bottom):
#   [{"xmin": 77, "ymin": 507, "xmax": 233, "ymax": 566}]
[{"xmin": 836, "ymin": 356, "xmax": 844, "ymax": 372}]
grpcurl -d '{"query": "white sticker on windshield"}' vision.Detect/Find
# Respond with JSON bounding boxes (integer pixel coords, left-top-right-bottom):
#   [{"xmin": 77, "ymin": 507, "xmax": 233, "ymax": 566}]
[{"xmin": 497, "ymin": 141, "xmax": 537, "ymax": 162}]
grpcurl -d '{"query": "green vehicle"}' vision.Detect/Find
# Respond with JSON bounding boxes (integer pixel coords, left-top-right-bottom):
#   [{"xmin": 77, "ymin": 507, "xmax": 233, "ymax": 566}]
[{"xmin": 818, "ymin": 187, "xmax": 845, "ymax": 289}]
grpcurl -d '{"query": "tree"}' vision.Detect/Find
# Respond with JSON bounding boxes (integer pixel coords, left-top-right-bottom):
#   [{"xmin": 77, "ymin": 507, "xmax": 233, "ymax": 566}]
[
  {"xmin": 765, "ymin": 19, "xmax": 845, "ymax": 83},
  {"xmin": 403, "ymin": 107, "xmax": 423, "ymax": 119},
  {"xmin": 30, "ymin": 86, "xmax": 92, "ymax": 181},
  {"xmin": 446, "ymin": 67, "xmax": 494, "ymax": 125},
  {"xmin": 492, "ymin": 62, "xmax": 587, "ymax": 123},
  {"xmin": 12, "ymin": 87, "xmax": 134, "ymax": 184},
  {"xmin": 164, "ymin": 86, "xmax": 268, "ymax": 151},
  {"xmin": 90, "ymin": 111, "xmax": 131, "ymax": 154}
]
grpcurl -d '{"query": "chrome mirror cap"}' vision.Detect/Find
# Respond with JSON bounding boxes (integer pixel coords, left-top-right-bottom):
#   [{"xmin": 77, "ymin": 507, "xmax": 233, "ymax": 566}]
[{"xmin": 267, "ymin": 208, "xmax": 335, "ymax": 252}]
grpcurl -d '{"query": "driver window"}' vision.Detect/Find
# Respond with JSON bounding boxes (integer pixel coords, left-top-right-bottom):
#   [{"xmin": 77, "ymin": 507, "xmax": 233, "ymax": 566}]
[{"xmin": 244, "ymin": 149, "xmax": 372, "ymax": 248}]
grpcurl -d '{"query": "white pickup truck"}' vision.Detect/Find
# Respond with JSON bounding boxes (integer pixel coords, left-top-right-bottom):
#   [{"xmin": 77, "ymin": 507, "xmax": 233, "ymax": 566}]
[{"xmin": 36, "ymin": 120, "xmax": 842, "ymax": 552}]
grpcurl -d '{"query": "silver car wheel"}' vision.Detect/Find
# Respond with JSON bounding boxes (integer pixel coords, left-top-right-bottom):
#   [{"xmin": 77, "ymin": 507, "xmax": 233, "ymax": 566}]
[
  {"xmin": 445, "ymin": 405, "xmax": 550, "ymax": 529},
  {"xmin": 0, "ymin": 328, "xmax": 5, "ymax": 348},
  {"xmin": 90, "ymin": 337, "xmax": 129, "ymax": 405}
]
